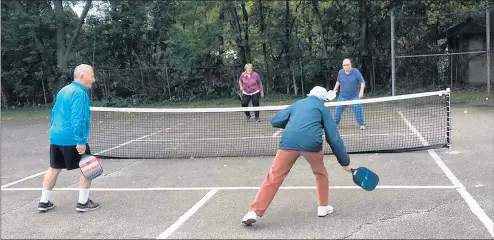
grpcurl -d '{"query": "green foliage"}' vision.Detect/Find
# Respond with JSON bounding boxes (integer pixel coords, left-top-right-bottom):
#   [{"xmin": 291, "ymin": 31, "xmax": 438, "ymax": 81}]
[{"xmin": 1, "ymin": 0, "xmax": 491, "ymax": 109}]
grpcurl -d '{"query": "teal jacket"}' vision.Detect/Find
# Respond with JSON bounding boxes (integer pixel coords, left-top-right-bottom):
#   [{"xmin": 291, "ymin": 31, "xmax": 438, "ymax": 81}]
[
  {"xmin": 49, "ymin": 81, "xmax": 91, "ymax": 146},
  {"xmin": 271, "ymin": 96, "xmax": 350, "ymax": 166}
]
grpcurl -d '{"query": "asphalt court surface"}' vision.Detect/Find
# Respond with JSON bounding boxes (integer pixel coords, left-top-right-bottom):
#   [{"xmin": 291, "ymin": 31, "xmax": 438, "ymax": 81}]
[{"xmin": 1, "ymin": 105, "xmax": 493, "ymax": 239}]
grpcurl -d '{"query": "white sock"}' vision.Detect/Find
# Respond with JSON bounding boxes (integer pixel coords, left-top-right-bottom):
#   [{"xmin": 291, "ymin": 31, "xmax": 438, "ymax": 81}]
[
  {"xmin": 40, "ymin": 189, "xmax": 51, "ymax": 203},
  {"xmin": 78, "ymin": 189, "xmax": 90, "ymax": 204}
]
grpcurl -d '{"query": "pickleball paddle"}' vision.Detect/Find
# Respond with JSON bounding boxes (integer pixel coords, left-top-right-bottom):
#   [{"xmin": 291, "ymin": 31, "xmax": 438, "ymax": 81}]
[
  {"xmin": 351, "ymin": 167, "xmax": 379, "ymax": 191},
  {"xmin": 79, "ymin": 154, "xmax": 103, "ymax": 180}
]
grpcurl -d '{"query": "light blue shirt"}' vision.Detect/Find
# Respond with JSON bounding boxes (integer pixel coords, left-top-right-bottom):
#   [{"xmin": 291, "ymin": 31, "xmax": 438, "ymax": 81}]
[
  {"xmin": 49, "ymin": 81, "xmax": 91, "ymax": 146},
  {"xmin": 337, "ymin": 68, "xmax": 364, "ymax": 99}
]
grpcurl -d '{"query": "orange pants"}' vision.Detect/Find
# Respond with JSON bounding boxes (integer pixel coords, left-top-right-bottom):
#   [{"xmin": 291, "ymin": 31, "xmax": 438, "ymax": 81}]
[{"xmin": 249, "ymin": 149, "xmax": 329, "ymax": 217}]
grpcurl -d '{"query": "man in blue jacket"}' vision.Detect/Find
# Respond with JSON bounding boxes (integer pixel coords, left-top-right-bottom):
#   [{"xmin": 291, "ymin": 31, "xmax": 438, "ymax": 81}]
[
  {"xmin": 332, "ymin": 58, "xmax": 366, "ymax": 130},
  {"xmin": 37, "ymin": 64, "xmax": 99, "ymax": 212},
  {"xmin": 242, "ymin": 86, "xmax": 353, "ymax": 226}
]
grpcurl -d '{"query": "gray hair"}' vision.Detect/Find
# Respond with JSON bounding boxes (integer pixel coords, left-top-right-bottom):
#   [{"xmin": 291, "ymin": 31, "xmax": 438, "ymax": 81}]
[{"xmin": 73, "ymin": 64, "xmax": 93, "ymax": 79}]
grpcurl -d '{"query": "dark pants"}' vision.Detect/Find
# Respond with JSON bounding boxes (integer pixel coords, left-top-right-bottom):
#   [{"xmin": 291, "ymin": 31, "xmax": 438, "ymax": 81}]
[
  {"xmin": 241, "ymin": 92, "xmax": 260, "ymax": 118},
  {"xmin": 50, "ymin": 144, "xmax": 91, "ymax": 171}
]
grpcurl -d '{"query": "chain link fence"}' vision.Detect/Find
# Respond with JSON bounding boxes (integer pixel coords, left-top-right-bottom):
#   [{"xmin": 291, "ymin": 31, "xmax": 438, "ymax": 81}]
[{"xmin": 391, "ymin": 7, "xmax": 492, "ymax": 96}]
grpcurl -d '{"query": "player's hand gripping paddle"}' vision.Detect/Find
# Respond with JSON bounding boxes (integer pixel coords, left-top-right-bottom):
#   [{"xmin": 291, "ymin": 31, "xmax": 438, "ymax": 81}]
[
  {"xmin": 325, "ymin": 90, "xmax": 337, "ymax": 101},
  {"xmin": 79, "ymin": 154, "xmax": 103, "ymax": 180},
  {"xmin": 351, "ymin": 167, "xmax": 379, "ymax": 191}
]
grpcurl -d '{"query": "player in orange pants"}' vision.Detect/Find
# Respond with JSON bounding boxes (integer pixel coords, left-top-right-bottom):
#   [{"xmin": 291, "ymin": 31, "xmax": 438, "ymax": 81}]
[{"xmin": 242, "ymin": 86, "xmax": 353, "ymax": 225}]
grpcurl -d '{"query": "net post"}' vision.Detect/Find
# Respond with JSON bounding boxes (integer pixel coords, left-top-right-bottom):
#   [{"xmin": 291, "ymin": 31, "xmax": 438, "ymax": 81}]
[
  {"xmin": 445, "ymin": 88, "xmax": 452, "ymax": 149},
  {"xmin": 391, "ymin": 8, "xmax": 396, "ymax": 96},
  {"xmin": 486, "ymin": 8, "xmax": 491, "ymax": 98}
]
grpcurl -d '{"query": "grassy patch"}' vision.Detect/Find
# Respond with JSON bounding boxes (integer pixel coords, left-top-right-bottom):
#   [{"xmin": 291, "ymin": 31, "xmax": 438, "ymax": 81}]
[
  {"xmin": 450, "ymin": 90, "xmax": 491, "ymax": 103},
  {"xmin": 1, "ymin": 107, "xmax": 51, "ymax": 122}
]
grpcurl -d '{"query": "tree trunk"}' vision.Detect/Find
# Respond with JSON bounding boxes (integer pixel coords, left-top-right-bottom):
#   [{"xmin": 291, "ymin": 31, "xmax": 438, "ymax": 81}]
[
  {"xmin": 229, "ymin": 1, "xmax": 246, "ymax": 65},
  {"xmin": 54, "ymin": 0, "xmax": 92, "ymax": 93},
  {"xmin": 12, "ymin": 1, "xmax": 57, "ymax": 101},
  {"xmin": 240, "ymin": 0, "xmax": 250, "ymax": 62},
  {"xmin": 258, "ymin": 0, "xmax": 271, "ymax": 94},
  {"xmin": 311, "ymin": 0, "xmax": 330, "ymax": 87},
  {"xmin": 41, "ymin": 77, "xmax": 48, "ymax": 106},
  {"xmin": 359, "ymin": 0, "xmax": 371, "ymax": 88},
  {"xmin": 310, "ymin": 0, "xmax": 328, "ymax": 59},
  {"xmin": 300, "ymin": 58, "xmax": 304, "ymax": 95},
  {"xmin": 1, "ymin": 80, "xmax": 9, "ymax": 109}
]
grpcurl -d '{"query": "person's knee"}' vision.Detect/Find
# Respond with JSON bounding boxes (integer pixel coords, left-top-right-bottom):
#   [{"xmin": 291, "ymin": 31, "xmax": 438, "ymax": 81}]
[
  {"xmin": 43, "ymin": 168, "xmax": 61, "ymax": 182},
  {"xmin": 47, "ymin": 167, "xmax": 62, "ymax": 175},
  {"xmin": 79, "ymin": 173, "xmax": 92, "ymax": 186},
  {"xmin": 253, "ymin": 96, "xmax": 260, "ymax": 106},
  {"xmin": 312, "ymin": 167, "xmax": 328, "ymax": 175}
]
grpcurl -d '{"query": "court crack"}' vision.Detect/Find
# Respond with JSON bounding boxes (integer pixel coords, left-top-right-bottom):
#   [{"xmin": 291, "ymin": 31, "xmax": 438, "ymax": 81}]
[
  {"xmin": 341, "ymin": 201, "xmax": 452, "ymax": 239},
  {"xmin": 1, "ymin": 196, "xmax": 39, "ymax": 216}
]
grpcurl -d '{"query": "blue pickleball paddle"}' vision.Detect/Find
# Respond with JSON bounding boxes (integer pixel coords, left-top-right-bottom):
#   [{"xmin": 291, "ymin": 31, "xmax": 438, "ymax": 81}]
[{"xmin": 351, "ymin": 167, "xmax": 379, "ymax": 191}]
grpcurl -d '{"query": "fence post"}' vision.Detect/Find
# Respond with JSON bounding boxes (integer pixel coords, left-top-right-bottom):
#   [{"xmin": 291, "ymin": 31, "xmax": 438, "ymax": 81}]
[
  {"xmin": 486, "ymin": 8, "xmax": 491, "ymax": 98},
  {"xmin": 391, "ymin": 8, "xmax": 396, "ymax": 96}
]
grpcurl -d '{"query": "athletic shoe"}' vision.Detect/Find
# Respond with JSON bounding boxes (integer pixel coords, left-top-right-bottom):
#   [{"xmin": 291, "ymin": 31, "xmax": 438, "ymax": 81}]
[
  {"xmin": 76, "ymin": 199, "xmax": 100, "ymax": 212},
  {"xmin": 317, "ymin": 205, "xmax": 334, "ymax": 217},
  {"xmin": 242, "ymin": 211, "xmax": 258, "ymax": 225},
  {"xmin": 38, "ymin": 201, "xmax": 55, "ymax": 212}
]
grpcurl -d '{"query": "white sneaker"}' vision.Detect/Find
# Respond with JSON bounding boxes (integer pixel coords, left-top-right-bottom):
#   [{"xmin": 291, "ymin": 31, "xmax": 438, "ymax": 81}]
[
  {"xmin": 360, "ymin": 125, "xmax": 366, "ymax": 130},
  {"xmin": 242, "ymin": 211, "xmax": 258, "ymax": 225},
  {"xmin": 317, "ymin": 205, "xmax": 334, "ymax": 217}
]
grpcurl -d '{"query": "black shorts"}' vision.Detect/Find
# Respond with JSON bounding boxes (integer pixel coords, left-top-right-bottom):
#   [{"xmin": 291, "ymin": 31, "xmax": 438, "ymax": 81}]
[{"xmin": 50, "ymin": 144, "xmax": 91, "ymax": 170}]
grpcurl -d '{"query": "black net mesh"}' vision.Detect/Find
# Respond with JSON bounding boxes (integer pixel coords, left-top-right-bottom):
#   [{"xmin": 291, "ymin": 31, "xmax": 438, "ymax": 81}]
[{"xmin": 88, "ymin": 90, "xmax": 451, "ymax": 159}]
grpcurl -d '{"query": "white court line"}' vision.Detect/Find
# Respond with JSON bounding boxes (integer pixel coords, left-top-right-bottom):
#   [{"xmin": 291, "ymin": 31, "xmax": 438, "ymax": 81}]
[
  {"xmin": 272, "ymin": 129, "xmax": 283, "ymax": 137},
  {"xmin": 156, "ymin": 188, "xmax": 219, "ymax": 239},
  {"xmin": 398, "ymin": 110, "xmax": 494, "ymax": 238},
  {"xmin": 96, "ymin": 129, "xmax": 169, "ymax": 155},
  {"xmin": 0, "ymin": 121, "xmax": 194, "ymax": 189},
  {"xmin": 0, "ymin": 172, "xmax": 49, "ymax": 189},
  {"xmin": 0, "ymin": 185, "xmax": 457, "ymax": 191}
]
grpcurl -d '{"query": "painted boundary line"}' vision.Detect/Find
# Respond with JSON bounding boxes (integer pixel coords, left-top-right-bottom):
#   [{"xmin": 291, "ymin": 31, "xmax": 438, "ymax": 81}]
[
  {"xmin": 398, "ymin": 110, "xmax": 494, "ymax": 238},
  {"xmin": 1, "ymin": 185, "xmax": 457, "ymax": 191},
  {"xmin": 0, "ymin": 120, "xmax": 195, "ymax": 190},
  {"xmin": 156, "ymin": 188, "xmax": 219, "ymax": 239}
]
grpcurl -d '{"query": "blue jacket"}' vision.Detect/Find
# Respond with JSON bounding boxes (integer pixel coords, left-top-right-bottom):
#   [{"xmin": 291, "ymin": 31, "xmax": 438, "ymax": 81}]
[
  {"xmin": 49, "ymin": 81, "xmax": 91, "ymax": 146},
  {"xmin": 270, "ymin": 96, "xmax": 350, "ymax": 166}
]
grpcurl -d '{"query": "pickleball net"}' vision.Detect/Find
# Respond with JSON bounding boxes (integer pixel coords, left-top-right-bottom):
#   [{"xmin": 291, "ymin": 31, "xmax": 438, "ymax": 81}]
[{"xmin": 88, "ymin": 89, "xmax": 451, "ymax": 159}]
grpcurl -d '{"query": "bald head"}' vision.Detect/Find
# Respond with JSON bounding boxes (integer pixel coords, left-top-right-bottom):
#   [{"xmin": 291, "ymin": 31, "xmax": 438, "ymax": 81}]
[
  {"xmin": 342, "ymin": 58, "xmax": 352, "ymax": 73},
  {"xmin": 73, "ymin": 64, "xmax": 95, "ymax": 89}
]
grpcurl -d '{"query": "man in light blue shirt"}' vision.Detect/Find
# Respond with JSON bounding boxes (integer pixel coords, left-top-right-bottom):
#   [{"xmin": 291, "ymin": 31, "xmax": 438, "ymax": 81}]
[
  {"xmin": 37, "ymin": 64, "xmax": 100, "ymax": 212},
  {"xmin": 332, "ymin": 58, "xmax": 366, "ymax": 130}
]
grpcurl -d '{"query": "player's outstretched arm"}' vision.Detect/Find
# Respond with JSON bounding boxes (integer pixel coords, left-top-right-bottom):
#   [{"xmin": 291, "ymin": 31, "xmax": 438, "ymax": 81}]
[
  {"xmin": 321, "ymin": 106, "xmax": 350, "ymax": 167},
  {"xmin": 270, "ymin": 105, "xmax": 293, "ymax": 129}
]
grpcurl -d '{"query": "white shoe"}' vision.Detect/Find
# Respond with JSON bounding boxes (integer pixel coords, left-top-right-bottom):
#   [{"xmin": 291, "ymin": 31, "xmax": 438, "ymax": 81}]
[
  {"xmin": 360, "ymin": 125, "xmax": 366, "ymax": 130},
  {"xmin": 317, "ymin": 205, "xmax": 334, "ymax": 217},
  {"xmin": 242, "ymin": 211, "xmax": 258, "ymax": 225}
]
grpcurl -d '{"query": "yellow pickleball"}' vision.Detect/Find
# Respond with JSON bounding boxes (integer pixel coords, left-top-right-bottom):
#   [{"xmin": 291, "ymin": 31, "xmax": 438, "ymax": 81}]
[{"xmin": 464, "ymin": 110, "xmax": 468, "ymax": 114}]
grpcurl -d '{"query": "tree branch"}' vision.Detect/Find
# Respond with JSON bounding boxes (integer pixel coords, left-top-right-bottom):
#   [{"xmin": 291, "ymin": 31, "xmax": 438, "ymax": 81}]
[{"xmin": 62, "ymin": 0, "xmax": 92, "ymax": 64}]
